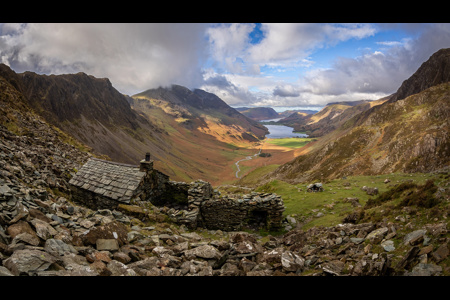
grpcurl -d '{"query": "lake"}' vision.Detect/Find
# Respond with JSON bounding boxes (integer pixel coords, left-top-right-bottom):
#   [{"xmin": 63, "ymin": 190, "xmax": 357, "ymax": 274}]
[{"xmin": 264, "ymin": 124, "xmax": 308, "ymax": 139}]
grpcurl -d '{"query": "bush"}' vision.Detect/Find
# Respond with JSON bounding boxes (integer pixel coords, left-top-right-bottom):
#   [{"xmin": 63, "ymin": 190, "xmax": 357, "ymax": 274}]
[
  {"xmin": 365, "ymin": 181, "xmax": 417, "ymax": 208},
  {"xmin": 398, "ymin": 179, "xmax": 439, "ymax": 208}
]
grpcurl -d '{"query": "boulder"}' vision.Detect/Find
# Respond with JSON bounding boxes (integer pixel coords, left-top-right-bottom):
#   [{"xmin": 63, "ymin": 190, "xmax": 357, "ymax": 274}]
[
  {"xmin": 81, "ymin": 221, "xmax": 128, "ymax": 246},
  {"xmin": 31, "ymin": 219, "xmax": 58, "ymax": 241},
  {"xmin": 183, "ymin": 244, "xmax": 221, "ymax": 260},
  {"xmin": 96, "ymin": 239, "xmax": 119, "ymax": 252},
  {"xmin": 44, "ymin": 238, "xmax": 78, "ymax": 256},
  {"xmin": 366, "ymin": 227, "xmax": 389, "ymax": 243},
  {"xmin": 3, "ymin": 249, "xmax": 58, "ymax": 276},
  {"xmin": 281, "ymin": 251, "xmax": 305, "ymax": 273}
]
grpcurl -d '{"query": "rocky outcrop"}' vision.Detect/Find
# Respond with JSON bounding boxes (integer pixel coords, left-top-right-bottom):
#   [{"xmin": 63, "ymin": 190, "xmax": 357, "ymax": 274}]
[{"xmin": 389, "ymin": 48, "xmax": 450, "ymax": 103}]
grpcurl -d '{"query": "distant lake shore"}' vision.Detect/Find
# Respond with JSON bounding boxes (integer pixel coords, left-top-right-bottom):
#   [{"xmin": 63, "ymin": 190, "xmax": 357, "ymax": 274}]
[{"xmin": 263, "ymin": 124, "xmax": 308, "ymax": 139}]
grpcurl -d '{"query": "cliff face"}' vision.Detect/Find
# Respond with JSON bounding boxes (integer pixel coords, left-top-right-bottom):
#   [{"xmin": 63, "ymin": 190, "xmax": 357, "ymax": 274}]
[
  {"xmin": 18, "ymin": 71, "xmax": 142, "ymax": 130},
  {"xmin": 389, "ymin": 48, "xmax": 450, "ymax": 103}
]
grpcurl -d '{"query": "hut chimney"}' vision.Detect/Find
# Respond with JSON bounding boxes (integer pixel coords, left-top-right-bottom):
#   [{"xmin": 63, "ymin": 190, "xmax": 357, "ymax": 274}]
[{"xmin": 140, "ymin": 152, "xmax": 153, "ymax": 172}]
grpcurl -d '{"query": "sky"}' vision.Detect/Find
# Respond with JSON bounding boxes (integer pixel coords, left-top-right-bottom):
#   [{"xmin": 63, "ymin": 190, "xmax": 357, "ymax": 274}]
[{"xmin": 1, "ymin": 23, "xmax": 449, "ymax": 110}]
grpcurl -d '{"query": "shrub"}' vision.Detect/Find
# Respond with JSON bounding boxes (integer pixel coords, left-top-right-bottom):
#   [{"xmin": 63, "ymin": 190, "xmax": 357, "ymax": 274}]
[
  {"xmin": 398, "ymin": 179, "xmax": 439, "ymax": 208},
  {"xmin": 365, "ymin": 181, "xmax": 417, "ymax": 208}
]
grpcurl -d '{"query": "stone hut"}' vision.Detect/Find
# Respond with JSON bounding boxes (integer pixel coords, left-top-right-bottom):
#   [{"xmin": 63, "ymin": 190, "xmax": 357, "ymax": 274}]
[
  {"xmin": 69, "ymin": 155, "xmax": 285, "ymax": 231},
  {"xmin": 69, "ymin": 154, "xmax": 169, "ymax": 210}
]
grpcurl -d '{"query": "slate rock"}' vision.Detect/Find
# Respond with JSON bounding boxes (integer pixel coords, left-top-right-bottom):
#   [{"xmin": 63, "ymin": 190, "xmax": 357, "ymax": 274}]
[
  {"xmin": 44, "ymin": 238, "xmax": 78, "ymax": 256},
  {"xmin": 81, "ymin": 221, "xmax": 128, "ymax": 246},
  {"xmin": 183, "ymin": 244, "xmax": 221, "ymax": 260},
  {"xmin": 431, "ymin": 242, "xmax": 449, "ymax": 263},
  {"xmin": 6, "ymin": 220, "xmax": 36, "ymax": 239},
  {"xmin": 107, "ymin": 260, "xmax": 137, "ymax": 276},
  {"xmin": 96, "ymin": 239, "xmax": 119, "ymax": 251},
  {"xmin": 31, "ymin": 218, "xmax": 58, "ymax": 241},
  {"xmin": 366, "ymin": 227, "xmax": 389, "ymax": 243},
  {"xmin": 403, "ymin": 229, "xmax": 427, "ymax": 245},
  {"xmin": 281, "ymin": 251, "xmax": 305, "ymax": 272},
  {"xmin": 381, "ymin": 240, "xmax": 395, "ymax": 252},
  {"xmin": 407, "ymin": 263, "xmax": 442, "ymax": 276},
  {"xmin": 3, "ymin": 249, "xmax": 58, "ymax": 276},
  {"xmin": 0, "ymin": 266, "xmax": 14, "ymax": 276},
  {"xmin": 11, "ymin": 232, "xmax": 40, "ymax": 246}
]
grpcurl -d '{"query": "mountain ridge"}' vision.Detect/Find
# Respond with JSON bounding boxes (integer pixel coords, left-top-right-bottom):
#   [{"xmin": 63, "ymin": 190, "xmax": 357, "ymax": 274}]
[
  {"xmin": 257, "ymin": 48, "xmax": 450, "ymax": 184},
  {"xmin": 0, "ymin": 65, "xmax": 267, "ymax": 184}
]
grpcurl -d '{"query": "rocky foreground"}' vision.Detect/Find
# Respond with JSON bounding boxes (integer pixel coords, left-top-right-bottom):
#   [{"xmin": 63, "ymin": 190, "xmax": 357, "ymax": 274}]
[{"xmin": 0, "ymin": 113, "xmax": 449, "ymax": 276}]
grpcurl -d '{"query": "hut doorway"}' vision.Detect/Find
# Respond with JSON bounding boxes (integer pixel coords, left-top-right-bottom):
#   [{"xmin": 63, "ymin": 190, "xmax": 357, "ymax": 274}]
[{"xmin": 246, "ymin": 210, "xmax": 268, "ymax": 230}]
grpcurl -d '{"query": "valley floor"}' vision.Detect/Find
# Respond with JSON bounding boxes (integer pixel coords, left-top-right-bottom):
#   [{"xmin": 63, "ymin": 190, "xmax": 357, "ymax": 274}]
[{"xmin": 222, "ymin": 137, "xmax": 314, "ymax": 185}]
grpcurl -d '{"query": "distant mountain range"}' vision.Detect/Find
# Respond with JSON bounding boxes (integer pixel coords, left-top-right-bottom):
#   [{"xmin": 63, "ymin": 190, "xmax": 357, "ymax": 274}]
[
  {"xmin": 236, "ymin": 106, "xmax": 318, "ymax": 121},
  {"xmin": 279, "ymin": 98, "xmax": 390, "ymax": 138}
]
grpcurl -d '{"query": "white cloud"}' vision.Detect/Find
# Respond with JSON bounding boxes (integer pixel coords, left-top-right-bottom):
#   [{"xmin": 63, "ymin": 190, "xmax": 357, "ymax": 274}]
[
  {"xmin": 0, "ymin": 23, "xmax": 209, "ymax": 95},
  {"xmin": 2, "ymin": 23, "xmax": 450, "ymax": 110},
  {"xmin": 247, "ymin": 23, "xmax": 376, "ymax": 67},
  {"xmin": 206, "ymin": 23, "xmax": 256, "ymax": 74}
]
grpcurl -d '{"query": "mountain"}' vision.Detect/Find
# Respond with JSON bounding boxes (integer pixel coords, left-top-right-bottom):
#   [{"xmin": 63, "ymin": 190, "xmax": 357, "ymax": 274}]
[
  {"xmin": 0, "ymin": 64, "xmax": 165, "ymax": 165},
  {"xmin": 279, "ymin": 99, "xmax": 388, "ymax": 138},
  {"xmin": 277, "ymin": 109, "xmax": 318, "ymax": 119},
  {"xmin": 0, "ymin": 65, "xmax": 266, "ymax": 184},
  {"xmin": 235, "ymin": 107, "xmax": 280, "ymax": 121},
  {"xmin": 131, "ymin": 85, "xmax": 267, "ymax": 143},
  {"xmin": 262, "ymin": 48, "xmax": 450, "ymax": 184},
  {"xmin": 388, "ymin": 48, "xmax": 450, "ymax": 103}
]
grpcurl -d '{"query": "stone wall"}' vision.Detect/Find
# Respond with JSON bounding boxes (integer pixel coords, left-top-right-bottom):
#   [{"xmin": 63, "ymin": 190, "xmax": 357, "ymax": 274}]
[
  {"xmin": 200, "ymin": 192, "xmax": 285, "ymax": 231},
  {"xmin": 133, "ymin": 170, "xmax": 170, "ymax": 205},
  {"xmin": 165, "ymin": 180, "xmax": 285, "ymax": 231},
  {"xmin": 70, "ymin": 186, "xmax": 122, "ymax": 210}
]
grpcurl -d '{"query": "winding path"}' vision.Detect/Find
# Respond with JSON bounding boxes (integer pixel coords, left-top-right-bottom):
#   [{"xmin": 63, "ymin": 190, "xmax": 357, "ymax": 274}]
[{"xmin": 235, "ymin": 147, "xmax": 262, "ymax": 178}]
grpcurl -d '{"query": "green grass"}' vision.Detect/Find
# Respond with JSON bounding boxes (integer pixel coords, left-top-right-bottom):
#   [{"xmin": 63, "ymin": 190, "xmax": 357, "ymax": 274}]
[
  {"xmin": 236, "ymin": 164, "xmax": 280, "ymax": 185},
  {"xmin": 255, "ymin": 172, "xmax": 445, "ymax": 230},
  {"xmin": 266, "ymin": 137, "xmax": 316, "ymax": 149}
]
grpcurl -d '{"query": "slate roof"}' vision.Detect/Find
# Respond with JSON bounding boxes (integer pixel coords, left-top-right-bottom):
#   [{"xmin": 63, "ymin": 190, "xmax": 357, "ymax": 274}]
[{"xmin": 69, "ymin": 158, "xmax": 146, "ymax": 203}]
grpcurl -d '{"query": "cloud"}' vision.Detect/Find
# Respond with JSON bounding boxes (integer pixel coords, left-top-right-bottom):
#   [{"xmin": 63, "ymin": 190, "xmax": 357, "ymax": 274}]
[
  {"xmin": 201, "ymin": 70, "xmax": 259, "ymax": 106},
  {"xmin": 206, "ymin": 23, "xmax": 257, "ymax": 74},
  {"xmin": 0, "ymin": 23, "xmax": 209, "ymax": 95},
  {"xmin": 272, "ymin": 84, "xmax": 301, "ymax": 97},
  {"xmin": 2, "ymin": 23, "xmax": 449, "ymax": 110},
  {"xmin": 301, "ymin": 23, "xmax": 450, "ymax": 98},
  {"xmin": 246, "ymin": 23, "xmax": 376, "ymax": 67}
]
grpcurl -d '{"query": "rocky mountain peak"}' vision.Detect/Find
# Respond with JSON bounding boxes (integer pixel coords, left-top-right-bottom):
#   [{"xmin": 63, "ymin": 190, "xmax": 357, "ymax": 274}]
[{"xmin": 389, "ymin": 48, "xmax": 450, "ymax": 103}]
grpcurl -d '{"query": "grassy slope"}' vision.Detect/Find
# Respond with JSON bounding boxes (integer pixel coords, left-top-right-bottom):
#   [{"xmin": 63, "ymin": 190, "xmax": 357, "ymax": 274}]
[{"xmin": 251, "ymin": 172, "xmax": 449, "ymax": 229}]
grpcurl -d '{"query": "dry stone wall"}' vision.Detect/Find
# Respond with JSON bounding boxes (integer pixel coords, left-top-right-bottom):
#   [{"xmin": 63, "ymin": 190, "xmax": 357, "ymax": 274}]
[{"xmin": 165, "ymin": 180, "xmax": 285, "ymax": 231}]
